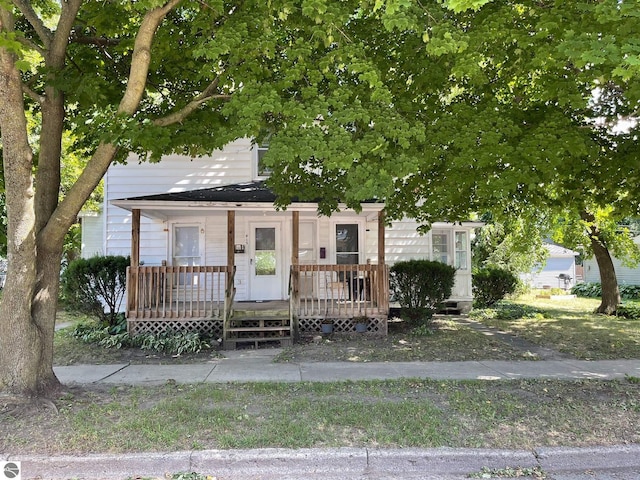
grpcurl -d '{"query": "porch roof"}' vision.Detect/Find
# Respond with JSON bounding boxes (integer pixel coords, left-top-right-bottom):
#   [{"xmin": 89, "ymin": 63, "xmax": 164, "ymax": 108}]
[{"xmin": 112, "ymin": 180, "xmax": 384, "ymax": 219}]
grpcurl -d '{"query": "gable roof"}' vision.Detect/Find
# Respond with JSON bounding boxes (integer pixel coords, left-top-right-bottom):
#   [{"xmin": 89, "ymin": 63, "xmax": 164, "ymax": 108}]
[{"xmin": 545, "ymin": 243, "xmax": 579, "ymax": 257}]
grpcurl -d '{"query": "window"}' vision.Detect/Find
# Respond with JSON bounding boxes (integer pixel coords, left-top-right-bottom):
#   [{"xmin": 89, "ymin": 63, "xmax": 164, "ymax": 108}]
[
  {"xmin": 432, "ymin": 232, "xmax": 449, "ymax": 264},
  {"xmin": 455, "ymin": 231, "xmax": 468, "ymax": 270},
  {"xmin": 255, "ymin": 145, "xmax": 271, "ymax": 178},
  {"xmin": 173, "ymin": 225, "xmax": 200, "ymax": 266},
  {"xmin": 336, "ymin": 224, "xmax": 359, "ymax": 264},
  {"xmin": 254, "ymin": 227, "xmax": 276, "ymax": 276},
  {"xmin": 299, "ymin": 222, "xmax": 316, "ymax": 264}
]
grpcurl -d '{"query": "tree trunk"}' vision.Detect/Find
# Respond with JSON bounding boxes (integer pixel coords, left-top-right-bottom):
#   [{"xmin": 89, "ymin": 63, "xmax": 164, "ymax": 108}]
[
  {"xmin": 0, "ymin": 9, "xmax": 61, "ymax": 395},
  {"xmin": 0, "ymin": 0, "xmax": 180, "ymax": 397},
  {"xmin": 582, "ymin": 211, "xmax": 621, "ymax": 315}
]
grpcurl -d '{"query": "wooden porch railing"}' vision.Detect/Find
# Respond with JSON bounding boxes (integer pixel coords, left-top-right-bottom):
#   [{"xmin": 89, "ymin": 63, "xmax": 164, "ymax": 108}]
[
  {"xmin": 290, "ymin": 264, "xmax": 389, "ymax": 320},
  {"xmin": 126, "ymin": 265, "xmax": 235, "ymax": 320}
]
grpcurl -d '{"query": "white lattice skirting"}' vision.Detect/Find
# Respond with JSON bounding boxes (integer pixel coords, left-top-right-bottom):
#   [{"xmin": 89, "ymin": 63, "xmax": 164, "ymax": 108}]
[
  {"xmin": 298, "ymin": 316, "xmax": 387, "ymax": 336},
  {"xmin": 128, "ymin": 319, "xmax": 224, "ymax": 338}
]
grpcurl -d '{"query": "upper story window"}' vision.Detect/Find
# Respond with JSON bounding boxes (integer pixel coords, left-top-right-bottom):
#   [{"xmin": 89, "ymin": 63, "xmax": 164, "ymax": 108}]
[{"xmin": 255, "ymin": 144, "xmax": 271, "ymax": 179}]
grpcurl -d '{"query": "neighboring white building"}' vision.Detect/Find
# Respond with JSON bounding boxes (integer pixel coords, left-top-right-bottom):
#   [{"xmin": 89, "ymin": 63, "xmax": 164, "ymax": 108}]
[
  {"xmin": 521, "ymin": 243, "xmax": 579, "ymax": 290},
  {"xmin": 583, "ymin": 236, "xmax": 640, "ymax": 285}
]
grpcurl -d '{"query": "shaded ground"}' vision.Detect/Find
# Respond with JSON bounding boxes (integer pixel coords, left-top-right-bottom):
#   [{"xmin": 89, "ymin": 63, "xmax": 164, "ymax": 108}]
[
  {"xmin": 54, "ymin": 316, "xmax": 541, "ymax": 366},
  {"xmin": 273, "ymin": 316, "xmax": 557, "ymax": 363}
]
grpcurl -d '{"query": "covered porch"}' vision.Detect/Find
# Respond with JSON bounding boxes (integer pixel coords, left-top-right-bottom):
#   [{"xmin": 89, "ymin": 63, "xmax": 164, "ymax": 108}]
[{"xmin": 125, "ymin": 206, "xmax": 390, "ymax": 347}]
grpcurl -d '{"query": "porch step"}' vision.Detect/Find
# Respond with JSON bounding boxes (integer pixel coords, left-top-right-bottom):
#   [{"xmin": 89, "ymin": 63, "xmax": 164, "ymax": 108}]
[
  {"xmin": 438, "ymin": 301, "xmax": 461, "ymax": 315},
  {"xmin": 223, "ymin": 316, "xmax": 292, "ymax": 350}
]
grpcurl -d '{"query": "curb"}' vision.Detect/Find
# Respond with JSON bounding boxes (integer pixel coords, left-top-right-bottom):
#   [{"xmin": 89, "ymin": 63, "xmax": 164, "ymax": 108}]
[{"xmin": 8, "ymin": 445, "xmax": 640, "ymax": 480}]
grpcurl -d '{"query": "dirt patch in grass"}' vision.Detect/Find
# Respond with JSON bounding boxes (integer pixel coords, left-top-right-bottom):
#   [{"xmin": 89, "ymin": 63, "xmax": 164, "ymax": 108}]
[
  {"xmin": 2, "ymin": 379, "xmax": 638, "ymax": 455},
  {"xmin": 274, "ymin": 317, "xmax": 533, "ymax": 363}
]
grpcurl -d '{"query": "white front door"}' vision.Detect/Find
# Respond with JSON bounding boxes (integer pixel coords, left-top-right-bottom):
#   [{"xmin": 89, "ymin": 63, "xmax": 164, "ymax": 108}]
[{"xmin": 250, "ymin": 222, "xmax": 283, "ymax": 300}]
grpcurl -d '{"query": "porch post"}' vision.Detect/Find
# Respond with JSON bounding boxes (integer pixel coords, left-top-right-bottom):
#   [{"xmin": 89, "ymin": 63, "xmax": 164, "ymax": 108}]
[
  {"xmin": 227, "ymin": 210, "xmax": 235, "ymax": 270},
  {"xmin": 292, "ymin": 211, "xmax": 299, "ymax": 265},
  {"xmin": 291, "ymin": 210, "xmax": 300, "ymax": 339},
  {"xmin": 128, "ymin": 209, "xmax": 141, "ymax": 315},
  {"xmin": 378, "ymin": 210, "xmax": 387, "ymax": 310},
  {"xmin": 377, "ymin": 210, "xmax": 385, "ymax": 266}
]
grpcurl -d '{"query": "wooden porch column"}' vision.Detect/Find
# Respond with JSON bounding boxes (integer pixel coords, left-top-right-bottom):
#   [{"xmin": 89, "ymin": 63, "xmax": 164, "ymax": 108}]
[
  {"xmin": 378, "ymin": 210, "xmax": 386, "ymax": 307},
  {"xmin": 128, "ymin": 209, "xmax": 141, "ymax": 314},
  {"xmin": 292, "ymin": 211, "xmax": 299, "ymax": 265},
  {"xmin": 227, "ymin": 210, "xmax": 235, "ymax": 270},
  {"xmin": 377, "ymin": 210, "xmax": 385, "ymax": 266}
]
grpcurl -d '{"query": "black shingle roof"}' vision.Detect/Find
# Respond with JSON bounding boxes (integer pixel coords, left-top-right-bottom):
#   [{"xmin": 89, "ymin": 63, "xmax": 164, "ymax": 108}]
[{"xmin": 121, "ymin": 181, "xmax": 292, "ymax": 203}]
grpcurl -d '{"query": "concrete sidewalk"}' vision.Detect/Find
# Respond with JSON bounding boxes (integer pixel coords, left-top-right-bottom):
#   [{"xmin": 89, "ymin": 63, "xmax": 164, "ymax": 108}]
[
  {"xmin": 53, "ymin": 349, "xmax": 640, "ymax": 385},
  {"xmin": 11, "ymin": 353, "xmax": 638, "ymax": 479}
]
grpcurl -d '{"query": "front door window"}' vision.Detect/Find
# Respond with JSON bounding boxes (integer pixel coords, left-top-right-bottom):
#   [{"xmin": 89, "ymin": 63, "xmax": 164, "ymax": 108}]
[
  {"xmin": 336, "ymin": 224, "xmax": 359, "ymax": 264},
  {"xmin": 173, "ymin": 225, "xmax": 200, "ymax": 266},
  {"xmin": 255, "ymin": 227, "xmax": 276, "ymax": 276}
]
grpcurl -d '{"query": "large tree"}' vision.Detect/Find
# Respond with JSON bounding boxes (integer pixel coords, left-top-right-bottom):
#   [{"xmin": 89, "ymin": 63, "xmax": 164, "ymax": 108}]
[
  {"xmin": 0, "ymin": 0, "xmax": 427, "ymax": 397},
  {"xmin": 264, "ymin": 0, "xmax": 640, "ymax": 313}
]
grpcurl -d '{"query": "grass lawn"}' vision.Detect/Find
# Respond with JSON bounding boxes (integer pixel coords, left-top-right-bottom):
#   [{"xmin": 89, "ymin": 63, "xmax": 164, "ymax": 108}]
[
  {"xmin": 2, "ymin": 378, "xmax": 639, "ymax": 455},
  {"xmin": 476, "ymin": 295, "xmax": 640, "ymax": 360},
  {"xmin": 2, "ymin": 296, "xmax": 639, "ymax": 456}
]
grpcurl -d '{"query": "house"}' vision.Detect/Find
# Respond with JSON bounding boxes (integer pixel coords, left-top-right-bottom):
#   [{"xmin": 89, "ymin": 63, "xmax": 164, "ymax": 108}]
[
  {"xmin": 82, "ymin": 138, "xmax": 480, "ymax": 348},
  {"xmin": 583, "ymin": 235, "xmax": 640, "ymax": 285},
  {"xmin": 520, "ymin": 243, "xmax": 579, "ymax": 290}
]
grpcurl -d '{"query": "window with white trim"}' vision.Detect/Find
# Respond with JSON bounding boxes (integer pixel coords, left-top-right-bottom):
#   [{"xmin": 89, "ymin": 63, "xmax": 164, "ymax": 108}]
[
  {"xmin": 336, "ymin": 223, "xmax": 359, "ymax": 264},
  {"xmin": 432, "ymin": 231, "xmax": 449, "ymax": 265},
  {"xmin": 255, "ymin": 144, "xmax": 271, "ymax": 179},
  {"xmin": 455, "ymin": 231, "xmax": 468, "ymax": 270}
]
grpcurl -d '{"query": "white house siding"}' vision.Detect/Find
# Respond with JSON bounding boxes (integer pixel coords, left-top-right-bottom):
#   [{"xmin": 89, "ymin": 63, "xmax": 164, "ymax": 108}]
[
  {"xmin": 583, "ymin": 237, "xmax": 640, "ymax": 285},
  {"xmin": 383, "ymin": 219, "xmax": 475, "ymax": 304},
  {"xmin": 93, "ymin": 139, "xmax": 478, "ymax": 306},
  {"xmin": 80, "ymin": 213, "xmax": 104, "ymax": 258},
  {"xmin": 103, "ymin": 138, "xmax": 254, "ymax": 263},
  {"xmin": 526, "ymin": 257, "xmax": 576, "ymax": 289}
]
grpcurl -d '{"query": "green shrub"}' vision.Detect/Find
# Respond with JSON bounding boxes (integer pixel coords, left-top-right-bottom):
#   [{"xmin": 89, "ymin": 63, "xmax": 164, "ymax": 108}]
[
  {"xmin": 61, "ymin": 255, "xmax": 129, "ymax": 327},
  {"xmin": 390, "ymin": 259, "xmax": 456, "ymax": 324},
  {"xmin": 571, "ymin": 282, "xmax": 602, "ymax": 298},
  {"xmin": 571, "ymin": 282, "xmax": 640, "ymax": 300},
  {"xmin": 617, "ymin": 302, "xmax": 640, "ymax": 319},
  {"xmin": 472, "ymin": 267, "xmax": 519, "ymax": 308},
  {"xmin": 72, "ymin": 321, "xmax": 211, "ymax": 354},
  {"xmin": 470, "ymin": 301, "xmax": 545, "ymax": 321}
]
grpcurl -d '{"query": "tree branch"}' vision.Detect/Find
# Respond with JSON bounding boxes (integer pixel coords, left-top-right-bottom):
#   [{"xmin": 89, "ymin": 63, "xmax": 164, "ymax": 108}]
[
  {"xmin": 118, "ymin": 0, "xmax": 183, "ymax": 115},
  {"xmin": 153, "ymin": 77, "xmax": 232, "ymax": 127},
  {"xmin": 22, "ymin": 84, "xmax": 44, "ymax": 103},
  {"xmin": 69, "ymin": 32, "xmax": 121, "ymax": 47},
  {"xmin": 40, "ymin": 0, "xmax": 184, "ymax": 245},
  {"xmin": 11, "ymin": 0, "xmax": 52, "ymax": 49},
  {"xmin": 48, "ymin": 0, "xmax": 83, "ymax": 67}
]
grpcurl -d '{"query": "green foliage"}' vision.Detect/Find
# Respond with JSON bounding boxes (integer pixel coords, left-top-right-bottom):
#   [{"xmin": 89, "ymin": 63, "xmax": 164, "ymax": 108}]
[
  {"xmin": 72, "ymin": 321, "xmax": 211, "ymax": 354},
  {"xmin": 472, "ymin": 267, "xmax": 519, "ymax": 308},
  {"xmin": 617, "ymin": 302, "xmax": 640, "ymax": 320},
  {"xmin": 390, "ymin": 259, "xmax": 456, "ymax": 324},
  {"xmin": 410, "ymin": 324, "xmax": 435, "ymax": 337},
  {"xmin": 471, "ymin": 213, "xmax": 548, "ymax": 275},
  {"xmin": 571, "ymin": 282, "xmax": 602, "ymax": 298},
  {"xmin": 572, "ymin": 282, "xmax": 640, "ymax": 300},
  {"xmin": 61, "ymin": 256, "xmax": 129, "ymax": 327},
  {"xmin": 469, "ymin": 301, "xmax": 545, "ymax": 321}
]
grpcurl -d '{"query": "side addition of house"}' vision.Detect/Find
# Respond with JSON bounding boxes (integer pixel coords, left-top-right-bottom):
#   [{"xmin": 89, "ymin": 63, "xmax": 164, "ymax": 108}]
[{"xmin": 81, "ymin": 138, "xmax": 480, "ymax": 348}]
